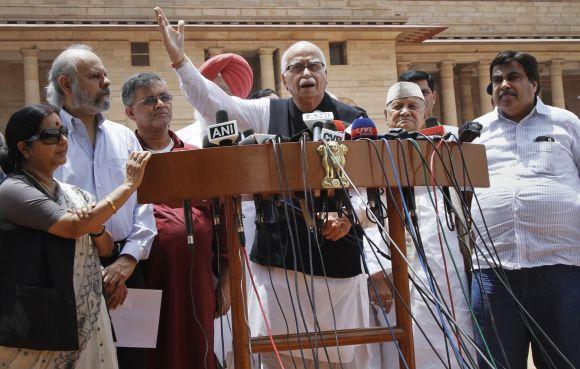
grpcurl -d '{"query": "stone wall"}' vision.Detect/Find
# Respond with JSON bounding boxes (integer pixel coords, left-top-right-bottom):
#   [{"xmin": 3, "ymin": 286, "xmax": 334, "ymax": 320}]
[{"xmin": 2, "ymin": 1, "xmax": 578, "ymax": 38}]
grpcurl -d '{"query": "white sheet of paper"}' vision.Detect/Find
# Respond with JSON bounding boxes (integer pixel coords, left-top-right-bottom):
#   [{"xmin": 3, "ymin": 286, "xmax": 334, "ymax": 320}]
[{"xmin": 109, "ymin": 288, "xmax": 163, "ymax": 348}]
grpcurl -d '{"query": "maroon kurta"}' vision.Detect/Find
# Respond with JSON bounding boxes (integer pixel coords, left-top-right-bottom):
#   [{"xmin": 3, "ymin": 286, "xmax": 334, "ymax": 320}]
[{"xmin": 138, "ymin": 131, "xmax": 225, "ymax": 369}]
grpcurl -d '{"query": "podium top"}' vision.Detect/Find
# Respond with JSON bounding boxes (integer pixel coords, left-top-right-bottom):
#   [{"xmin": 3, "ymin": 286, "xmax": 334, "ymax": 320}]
[{"xmin": 137, "ymin": 140, "xmax": 489, "ymax": 204}]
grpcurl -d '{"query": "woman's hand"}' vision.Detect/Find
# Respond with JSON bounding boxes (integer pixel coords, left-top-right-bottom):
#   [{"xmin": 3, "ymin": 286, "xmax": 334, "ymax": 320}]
[
  {"xmin": 154, "ymin": 7, "xmax": 186, "ymax": 65},
  {"xmin": 124, "ymin": 151, "xmax": 152, "ymax": 191}
]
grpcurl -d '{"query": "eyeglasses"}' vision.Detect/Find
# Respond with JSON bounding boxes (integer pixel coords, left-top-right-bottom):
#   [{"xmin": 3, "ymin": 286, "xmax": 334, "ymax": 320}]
[
  {"xmin": 134, "ymin": 93, "xmax": 173, "ymax": 106},
  {"xmin": 26, "ymin": 126, "xmax": 69, "ymax": 145},
  {"xmin": 285, "ymin": 61, "xmax": 325, "ymax": 75}
]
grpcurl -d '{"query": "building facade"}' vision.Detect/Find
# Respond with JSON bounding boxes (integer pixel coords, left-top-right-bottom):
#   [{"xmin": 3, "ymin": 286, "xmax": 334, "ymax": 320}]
[{"xmin": 1, "ymin": 0, "xmax": 579, "ymax": 133}]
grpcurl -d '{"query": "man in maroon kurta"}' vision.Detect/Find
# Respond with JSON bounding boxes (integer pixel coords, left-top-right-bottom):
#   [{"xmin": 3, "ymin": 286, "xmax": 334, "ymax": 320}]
[{"xmin": 122, "ymin": 72, "xmax": 229, "ymax": 369}]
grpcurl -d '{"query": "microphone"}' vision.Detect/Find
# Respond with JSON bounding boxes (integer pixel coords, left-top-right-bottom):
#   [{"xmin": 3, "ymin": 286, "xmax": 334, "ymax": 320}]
[
  {"xmin": 332, "ymin": 120, "xmax": 346, "ymax": 132},
  {"xmin": 320, "ymin": 121, "xmax": 346, "ymax": 141},
  {"xmin": 458, "ymin": 121, "xmax": 483, "ymax": 143},
  {"xmin": 207, "ymin": 109, "xmax": 240, "ymax": 146},
  {"xmin": 416, "ymin": 125, "xmax": 459, "ymax": 141},
  {"xmin": 242, "ymin": 129, "xmax": 254, "ymax": 139},
  {"xmin": 238, "ymin": 133, "xmax": 279, "ymax": 145},
  {"xmin": 350, "ymin": 117, "xmax": 378, "ymax": 140},
  {"xmin": 425, "ymin": 117, "xmax": 439, "ymax": 128},
  {"xmin": 303, "ymin": 111, "xmax": 334, "ymax": 141},
  {"xmin": 202, "ymin": 135, "xmax": 217, "ymax": 148}
]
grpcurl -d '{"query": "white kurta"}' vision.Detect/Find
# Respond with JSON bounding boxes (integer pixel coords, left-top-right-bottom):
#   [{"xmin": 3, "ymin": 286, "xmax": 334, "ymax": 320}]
[
  {"xmin": 367, "ymin": 188, "xmax": 475, "ymax": 369},
  {"xmin": 174, "ymin": 60, "xmax": 375, "ymax": 369}
]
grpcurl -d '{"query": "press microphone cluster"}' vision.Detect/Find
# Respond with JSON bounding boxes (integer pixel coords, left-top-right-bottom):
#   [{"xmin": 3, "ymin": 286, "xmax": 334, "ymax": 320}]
[{"xmin": 302, "ymin": 111, "xmax": 334, "ymax": 141}]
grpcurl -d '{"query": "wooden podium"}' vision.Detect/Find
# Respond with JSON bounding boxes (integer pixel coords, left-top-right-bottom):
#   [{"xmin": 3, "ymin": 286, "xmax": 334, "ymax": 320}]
[{"xmin": 137, "ymin": 140, "xmax": 489, "ymax": 369}]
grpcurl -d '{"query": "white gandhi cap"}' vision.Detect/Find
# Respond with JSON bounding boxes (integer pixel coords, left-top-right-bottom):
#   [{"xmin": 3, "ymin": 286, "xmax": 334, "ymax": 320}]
[{"xmin": 386, "ymin": 81, "xmax": 425, "ymax": 106}]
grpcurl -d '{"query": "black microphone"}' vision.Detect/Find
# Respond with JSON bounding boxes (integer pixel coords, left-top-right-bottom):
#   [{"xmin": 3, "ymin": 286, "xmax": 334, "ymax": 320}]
[
  {"xmin": 425, "ymin": 117, "xmax": 439, "ymax": 128},
  {"xmin": 207, "ymin": 109, "xmax": 240, "ymax": 146},
  {"xmin": 216, "ymin": 109, "xmax": 228, "ymax": 124},
  {"xmin": 202, "ymin": 135, "xmax": 217, "ymax": 148},
  {"xmin": 458, "ymin": 121, "xmax": 483, "ymax": 143},
  {"xmin": 242, "ymin": 129, "xmax": 254, "ymax": 139}
]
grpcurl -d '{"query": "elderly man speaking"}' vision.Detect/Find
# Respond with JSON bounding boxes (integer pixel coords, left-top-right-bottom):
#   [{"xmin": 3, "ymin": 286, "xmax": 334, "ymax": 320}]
[{"xmin": 154, "ymin": 7, "xmax": 370, "ymax": 369}]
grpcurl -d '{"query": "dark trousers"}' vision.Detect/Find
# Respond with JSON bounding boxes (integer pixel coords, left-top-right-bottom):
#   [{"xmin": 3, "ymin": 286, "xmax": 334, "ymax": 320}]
[
  {"xmin": 472, "ymin": 265, "xmax": 580, "ymax": 369},
  {"xmin": 101, "ymin": 252, "xmax": 146, "ymax": 369}
]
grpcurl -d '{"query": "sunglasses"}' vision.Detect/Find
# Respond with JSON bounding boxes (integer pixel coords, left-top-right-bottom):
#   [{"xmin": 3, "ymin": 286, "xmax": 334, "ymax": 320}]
[
  {"xmin": 134, "ymin": 93, "xmax": 173, "ymax": 106},
  {"xmin": 26, "ymin": 126, "xmax": 69, "ymax": 145},
  {"xmin": 285, "ymin": 61, "xmax": 325, "ymax": 75}
]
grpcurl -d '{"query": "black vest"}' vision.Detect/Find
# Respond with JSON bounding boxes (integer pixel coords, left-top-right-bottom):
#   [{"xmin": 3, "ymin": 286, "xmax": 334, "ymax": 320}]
[
  {"xmin": 0, "ymin": 227, "xmax": 78, "ymax": 350},
  {"xmin": 250, "ymin": 97, "xmax": 365, "ymax": 278}
]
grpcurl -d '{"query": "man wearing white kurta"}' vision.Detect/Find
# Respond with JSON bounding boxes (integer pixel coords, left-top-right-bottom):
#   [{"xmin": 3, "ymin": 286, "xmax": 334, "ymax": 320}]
[
  {"xmin": 368, "ymin": 82, "xmax": 475, "ymax": 369},
  {"xmin": 155, "ymin": 8, "xmax": 375, "ymax": 369}
]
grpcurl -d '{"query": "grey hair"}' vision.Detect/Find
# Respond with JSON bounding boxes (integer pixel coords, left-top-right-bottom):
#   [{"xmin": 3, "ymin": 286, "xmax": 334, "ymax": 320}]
[
  {"xmin": 46, "ymin": 44, "xmax": 95, "ymax": 107},
  {"xmin": 121, "ymin": 72, "xmax": 166, "ymax": 106},
  {"xmin": 280, "ymin": 41, "xmax": 327, "ymax": 74}
]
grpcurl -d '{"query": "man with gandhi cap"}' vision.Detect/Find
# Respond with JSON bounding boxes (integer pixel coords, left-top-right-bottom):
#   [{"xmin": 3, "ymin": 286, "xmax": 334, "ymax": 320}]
[
  {"xmin": 384, "ymin": 81, "xmax": 427, "ymax": 132},
  {"xmin": 369, "ymin": 81, "xmax": 475, "ymax": 369}
]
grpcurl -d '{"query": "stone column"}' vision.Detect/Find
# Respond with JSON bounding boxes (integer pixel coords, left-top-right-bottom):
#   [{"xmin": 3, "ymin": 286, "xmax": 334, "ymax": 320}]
[
  {"xmin": 459, "ymin": 67, "xmax": 474, "ymax": 121},
  {"xmin": 21, "ymin": 48, "xmax": 40, "ymax": 105},
  {"xmin": 549, "ymin": 59, "xmax": 565, "ymax": 108},
  {"xmin": 439, "ymin": 61, "xmax": 458, "ymax": 125},
  {"xmin": 477, "ymin": 61, "xmax": 492, "ymax": 115},
  {"xmin": 207, "ymin": 47, "xmax": 225, "ymax": 58},
  {"xmin": 397, "ymin": 61, "xmax": 412, "ymax": 75},
  {"xmin": 258, "ymin": 47, "xmax": 276, "ymax": 90}
]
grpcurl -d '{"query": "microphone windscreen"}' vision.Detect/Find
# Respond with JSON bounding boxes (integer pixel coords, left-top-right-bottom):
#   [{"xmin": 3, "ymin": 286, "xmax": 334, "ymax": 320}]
[
  {"xmin": 216, "ymin": 110, "xmax": 229, "ymax": 123},
  {"xmin": 332, "ymin": 120, "xmax": 346, "ymax": 132},
  {"xmin": 350, "ymin": 117, "xmax": 378, "ymax": 140},
  {"xmin": 322, "ymin": 121, "xmax": 337, "ymax": 131},
  {"xmin": 419, "ymin": 125, "xmax": 446, "ymax": 137}
]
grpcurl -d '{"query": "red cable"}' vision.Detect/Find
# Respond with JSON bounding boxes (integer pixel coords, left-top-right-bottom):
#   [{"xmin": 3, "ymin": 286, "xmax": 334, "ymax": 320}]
[
  {"xmin": 241, "ymin": 247, "xmax": 287, "ymax": 369},
  {"xmin": 429, "ymin": 140, "xmax": 462, "ymax": 355}
]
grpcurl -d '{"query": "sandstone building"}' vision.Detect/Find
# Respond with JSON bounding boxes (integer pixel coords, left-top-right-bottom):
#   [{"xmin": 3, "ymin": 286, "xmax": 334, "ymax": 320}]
[{"xmin": 1, "ymin": 0, "xmax": 579, "ymax": 133}]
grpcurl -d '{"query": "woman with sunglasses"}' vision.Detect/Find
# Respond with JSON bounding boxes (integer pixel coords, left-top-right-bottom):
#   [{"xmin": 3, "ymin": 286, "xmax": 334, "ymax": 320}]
[{"xmin": 0, "ymin": 105, "xmax": 151, "ymax": 369}]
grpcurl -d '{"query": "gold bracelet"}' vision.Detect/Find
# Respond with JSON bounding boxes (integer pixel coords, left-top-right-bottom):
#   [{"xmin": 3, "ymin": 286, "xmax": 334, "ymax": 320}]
[
  {"xmin": 171, "ymin": 55, "xmax": 188, "ymax": 69},
  {"xmin": 104, "ymin": 196, "xmax": 117, "ymax": 214}
]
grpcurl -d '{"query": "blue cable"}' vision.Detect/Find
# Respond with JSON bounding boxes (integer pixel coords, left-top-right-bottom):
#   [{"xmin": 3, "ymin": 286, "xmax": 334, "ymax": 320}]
[{"xmin": 382, "ymin": 138, "xmax": 469, "ymax": 369}]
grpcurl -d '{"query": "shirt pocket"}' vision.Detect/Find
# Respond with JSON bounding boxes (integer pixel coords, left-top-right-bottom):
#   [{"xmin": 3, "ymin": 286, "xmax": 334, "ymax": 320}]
[{"xmin": 520, "ymin": 141, "xmax": 555, "ymax": 176}]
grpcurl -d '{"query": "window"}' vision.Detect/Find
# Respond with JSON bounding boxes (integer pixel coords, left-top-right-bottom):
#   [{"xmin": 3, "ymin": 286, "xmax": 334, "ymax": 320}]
[
  {"xmin": 329, "ymin": 42, "xmax": 347, "ymax": 65},
  {"xmin": 131, "ymin": 42, "xmax": 150, "ymax": 66}
]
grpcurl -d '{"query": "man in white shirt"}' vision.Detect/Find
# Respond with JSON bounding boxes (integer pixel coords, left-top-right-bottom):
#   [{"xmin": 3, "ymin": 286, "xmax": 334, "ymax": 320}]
[
  {"xmin": 471, "ymin": 50, "xmax": 580, "ymax": 369},
  {"xmin": 46, "ymin": 44, "xmax": 157, "ymax": 369}
]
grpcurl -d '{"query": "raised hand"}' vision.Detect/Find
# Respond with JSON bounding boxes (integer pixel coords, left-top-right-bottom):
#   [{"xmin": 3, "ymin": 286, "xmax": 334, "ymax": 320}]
[{"xmin": 154, "ymin": 7, "xmax": 185, "ymax": 65}]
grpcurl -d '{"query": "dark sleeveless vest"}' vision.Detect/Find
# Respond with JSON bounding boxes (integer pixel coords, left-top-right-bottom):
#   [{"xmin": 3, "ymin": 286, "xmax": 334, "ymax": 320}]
[{"xmin": 249, "ymin": 96, "xmax": 365, "ymax": 278}]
